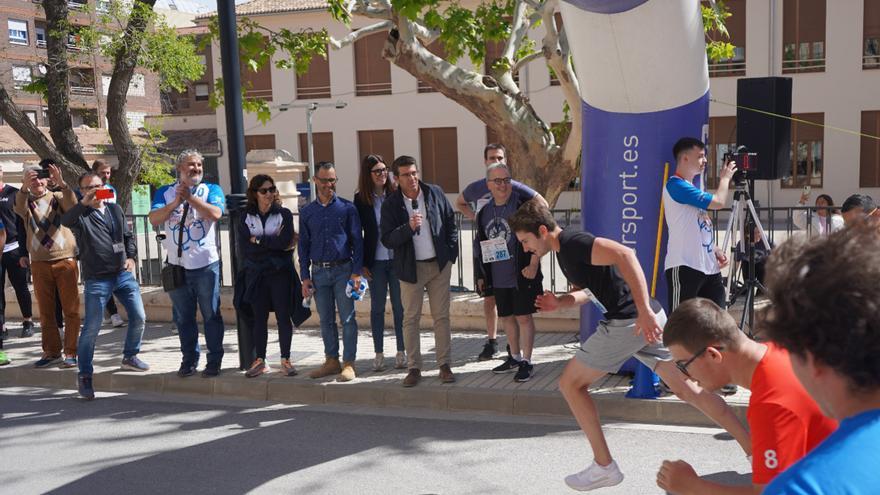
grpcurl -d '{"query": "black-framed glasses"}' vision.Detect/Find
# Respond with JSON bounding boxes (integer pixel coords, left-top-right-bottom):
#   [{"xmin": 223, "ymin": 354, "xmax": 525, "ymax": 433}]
[
  {"xmin": 398, "ymin": 171, "xmax": 419, "ymax": 179},
  {"xmin": 316, "ymin": 177, "xmax": 338, "ymax": 184},
  {"xmin": 256, "ymin": 186, "xmax": 277, "ymax": 195},
  {"xmin": 675, "ymin": 346, "xmax": 724, "ymax": 377},
  {"xmin": 371, "ymin": 167, "xmax": 388, "ymax": 176},
  {"xmin": 489, "ymin": 177, "xmax": 512, "ymax": 185}
]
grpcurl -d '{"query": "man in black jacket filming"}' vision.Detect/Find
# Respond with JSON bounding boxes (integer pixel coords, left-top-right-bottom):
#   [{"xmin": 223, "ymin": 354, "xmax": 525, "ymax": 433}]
[
  {"xmin": 380, "ymin": 155, "xmax": 458, "ymax": 387},
  {"xmin": 62, "ymin": 172, "xmax": 149, "ymax": 400}
]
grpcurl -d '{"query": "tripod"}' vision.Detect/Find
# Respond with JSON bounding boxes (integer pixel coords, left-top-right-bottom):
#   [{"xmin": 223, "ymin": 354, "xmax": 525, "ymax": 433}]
[{"xmin": 719, "ymin": 179, "xmax": 771, "ymax": 338}]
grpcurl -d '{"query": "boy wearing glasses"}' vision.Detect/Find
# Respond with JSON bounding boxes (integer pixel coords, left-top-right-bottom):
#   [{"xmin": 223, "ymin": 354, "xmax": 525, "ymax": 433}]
[
  {"xmin": 475, "ymin": 163, "xmax": 541, "ymax": 382},
  {"xmin": 657, "ymin": 298, "xmax": 836, "ymax": 495},
  {"xmin": 508, "ymin": 202, "xmax": 750, "ymax": 491}
]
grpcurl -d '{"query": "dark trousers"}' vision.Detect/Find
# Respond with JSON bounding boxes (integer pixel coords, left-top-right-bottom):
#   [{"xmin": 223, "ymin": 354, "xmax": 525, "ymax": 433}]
[
  {"xmin": 251, "ymin": 268, "xmax": 294, "ymax": 360},
  {"xmin": 0, "ymin": 249, "xmax": 33, "ymax": 326},
  {"xmin": 665, "ymin": 265, "xmax": 726, "ymax": 311},
  {"xmin": 105, "ymin": 296, "xmax": 118, "ymax": 316}
]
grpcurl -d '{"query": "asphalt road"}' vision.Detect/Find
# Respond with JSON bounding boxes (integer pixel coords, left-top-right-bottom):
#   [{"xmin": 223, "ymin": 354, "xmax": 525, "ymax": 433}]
[{"xmin": 0, "ymin": 387, "xmax": 751, "ymax": 494}]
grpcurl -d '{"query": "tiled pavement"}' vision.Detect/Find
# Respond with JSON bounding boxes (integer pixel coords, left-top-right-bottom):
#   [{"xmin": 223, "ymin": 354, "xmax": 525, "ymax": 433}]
[{"xmin": 0, "ymin": 321, "xmax": 749, "ymax": 426}]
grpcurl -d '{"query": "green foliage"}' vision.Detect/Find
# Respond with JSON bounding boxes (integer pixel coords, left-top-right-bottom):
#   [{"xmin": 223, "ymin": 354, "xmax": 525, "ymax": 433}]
[
  {"xmin": 702, "ymin": 1, "xmax": 737, "ymax": 62},
  {"xmin": 137, "ymin": 120, "xmax": 175, "ymax": 188},
  {"xmin": 22, "ymin": 77, "xmax": 48, "ymax": 97}
]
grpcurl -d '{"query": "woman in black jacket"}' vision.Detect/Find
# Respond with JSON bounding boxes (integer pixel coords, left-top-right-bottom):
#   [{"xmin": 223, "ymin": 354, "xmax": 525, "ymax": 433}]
[
  {"xmin": 353, "ymin": 155, "xmax": 405, "ymax": 372},
  {"xmin": 236, "ymin": 174, "xmax": 297, "ymax": 378}
]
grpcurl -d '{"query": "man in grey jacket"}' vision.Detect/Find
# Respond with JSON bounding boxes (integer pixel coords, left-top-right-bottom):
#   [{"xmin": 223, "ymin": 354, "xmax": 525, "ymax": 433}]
[{"xmin": 62, "ymin": 172, "xmax": 148, "ymax": 400}]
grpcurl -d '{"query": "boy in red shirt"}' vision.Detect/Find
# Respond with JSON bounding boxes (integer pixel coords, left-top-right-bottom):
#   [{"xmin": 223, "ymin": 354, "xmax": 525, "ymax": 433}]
[{"xmin": 656, "ymin": 298, "xmax": 837, "ymax": 494}]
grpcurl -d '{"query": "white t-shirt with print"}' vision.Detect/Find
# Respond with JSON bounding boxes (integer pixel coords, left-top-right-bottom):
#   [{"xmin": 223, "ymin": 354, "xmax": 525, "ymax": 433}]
[
  {"xmin": 663, "ymin": 176, "xmax": 719, "ymax": 275},
  {"xmin": 151, "ymin": 182, "xmax": 226, "ymax": 270}
]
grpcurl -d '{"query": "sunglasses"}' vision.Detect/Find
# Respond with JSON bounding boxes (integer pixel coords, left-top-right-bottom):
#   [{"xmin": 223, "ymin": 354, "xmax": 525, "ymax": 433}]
[
  {"xmin": 316, "ymin": 177, "xmax": 338, "ymax": 184},
  {"xmin": 675, "ymin": 346, "xmax": 724, "ymax": 378},
  {"xmin": 489, "ymin": 177, "xmax": 512, "ymax": 186},
  {"xmin": 371, "ymin": 168, "xmax": 388, "ymax": 176},
  {"xmin": 255, "ymin": 186, "xmax": 277, "ymax": 195}
]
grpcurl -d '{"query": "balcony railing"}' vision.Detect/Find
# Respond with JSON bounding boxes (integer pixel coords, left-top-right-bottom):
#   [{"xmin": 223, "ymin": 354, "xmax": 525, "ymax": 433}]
[
  {"xmin": 296, "ymin": 85, "xmax": 331, "ymax": 99},
  {"xmin": 68, "ymin": 1, "xmax": 87, "ymax": 10},
  {"xmin": 355, "ymin": 81, "xmax": 392, "ymax": 97},
  {"xmin": 782, "ymin": 57, "xmax": 826, "ymax": 73},
  {"xmin": 864, "ymin": 54, "xmax": 880, "ymax": 70},
  {"xmin": 70, "ymin": 85, "xmax": 96, "ymax": 96},
  {"xmin": 709, "ymin": 60, "xmax": 747, "ymax": 77},
  {"xmin": 243, "ymin": 88, "xmax": 273, "ymax": 101},
  {"xmin": 36, "ymin": 39, "xmax": 46, "ymax": 48}
]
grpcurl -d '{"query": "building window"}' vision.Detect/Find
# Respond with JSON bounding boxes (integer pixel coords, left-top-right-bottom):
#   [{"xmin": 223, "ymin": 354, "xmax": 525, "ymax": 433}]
[
  {"xmin": 128, "ymin": 73, "xmax": 145, "ymax": 97},
  {"xmin": 860, "ymin": 111, "xmax": 880, "ymax": 187},
  {"xmin": 705, "ymin": 0, "xmax": 746, "ymax": 77},
  {"xmin": 240, "ymin": 38, "xmax": 273, "ymax": 101},
  {"xmin": 782, "ymin": 113, "xmax": 824, "ymax": 188},
  {"xmin": 707, "ymin": 116, "xmax": 737, "ymax": 189},
  {"xmin": 783, "ymin": 0, "xmax": 826, "ymax": 73},
  {"xmin": 24, "ymin": 111, "xmax": 37, "ymax": 125},
  {"xmin": 68, "ymin": 0, "xmax": 87, "ymax": 10},
  {"xmin": 72, "ymin": 108, "xmax": 98, "ymax": 128},
  {"xmin": 298, "ymin": 132, "xmax": 335, "ymax": 179},
  {"xmin": 96, "ymin": 0, "xmax": 111, "ymax": 13},
  {"xmin": 35, "ymin": 23, "xmax": 46, "ymax": 48},
  {"xmin": 8, "ymin": 19, "xmax": 29, "ymax": 45},
  {"xmin": 417, "ymin": 40, "xmax": 446, "ymax": 93},
  {"xmin": 70, "ymin": 69, "xmax": 96, "ymax": 96},
  {"xmin": 12, "ymin": 66, "xmax": 32, "ymax": 89},
  {"xmin": 419, "ymin": 127, "xmax": 459, "ymax": 193},
  {"xmin": 194, "ymin": 83, "xmax": 210, "ymax": 101},
  {"xmin": 865, "ymin": 0, "xmax": 880, "ymax": 69},
  {"xmin": 295, "ymin": 48, "xmax": 331, "ymax": 100},
  {"xmin": 354, "ymin": 31, "xmax": 392, "ymax": 96},
  {"xmin": 357, "ymin": 130, "xmax": 394, "ymax": 163},
  {"xmin": 126, "ymin": 111, "xmax": 146, "ymax": 129},
  {"xmin": 244, "ymin": 134, "xmax": 276, "ymax": 153}
]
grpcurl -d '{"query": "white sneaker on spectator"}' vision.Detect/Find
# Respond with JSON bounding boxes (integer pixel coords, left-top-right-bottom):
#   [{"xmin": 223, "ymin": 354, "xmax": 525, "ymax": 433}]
[
  {"xmin": 373, "ymin": 352, "xmax": 386, "ymax": 371},
  {"xmin": 564, "ymin": 460, "xmax": 624, "ymax": 491},
  {"xmin": 394, "ymin": 351, "xmax": 406, "ymax": 369},
  {"xmin": 170, "ymin": 323, "xmax": 178, "ymax": 335},
  {"xmin": 110, "ymin": 314, "xmax": 124, "ymax": 327}
]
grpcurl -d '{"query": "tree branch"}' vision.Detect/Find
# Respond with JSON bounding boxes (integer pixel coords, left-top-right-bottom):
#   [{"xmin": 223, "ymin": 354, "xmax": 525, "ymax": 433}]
[
  {"xmin": 350, "ymin": 0, "xmax": 392, "ymax": 20},
  {"xmin": 501, "ymin": 0, "xmax": 531, "ymax": 64},
  {"xmin": 512, "ymin": 51, "xmax": 543, "ymax": 73},
  {"xmin": 540, "ymin": 0, "xmax": 581, "ymax": 165},
  {"xmin": 328, "ymin": 21, "xmax": 393, "ymax": 49}
]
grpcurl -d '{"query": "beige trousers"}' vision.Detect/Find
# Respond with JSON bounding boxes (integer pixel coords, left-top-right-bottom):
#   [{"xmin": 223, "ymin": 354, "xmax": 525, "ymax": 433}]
[{"xmin": 398, "ymin": 261, "xmax": 452, "ymax": 370}]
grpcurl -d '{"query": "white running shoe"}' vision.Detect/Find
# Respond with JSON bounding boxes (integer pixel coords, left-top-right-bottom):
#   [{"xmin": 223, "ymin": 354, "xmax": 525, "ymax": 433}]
[
  {"xmin": 110, "ymin": 314, "xmax": 125, "ymax": 327},
  {"xmin": 564, "ymin": 461, "xmax": 624, "ymax": 491},
  {"xmin": 394, "ymin": 351, "xmax": 406, "ymax": 369},
  {"xmin": 373, "ymin": 352, "xmax": 386, "ymax": 371}
]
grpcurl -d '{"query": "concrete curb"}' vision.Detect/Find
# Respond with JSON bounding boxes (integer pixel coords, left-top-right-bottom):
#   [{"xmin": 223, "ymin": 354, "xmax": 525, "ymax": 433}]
[{"xmin": 0, "ymin": 366, "xmax": 747, "ymax": 427}]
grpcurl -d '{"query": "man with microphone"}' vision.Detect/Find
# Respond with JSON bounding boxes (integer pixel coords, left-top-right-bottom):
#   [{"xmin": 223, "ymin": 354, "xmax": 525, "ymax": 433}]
[{"xmin": 381, "ymin": 155, "xmax": 459, "ymax": 387}]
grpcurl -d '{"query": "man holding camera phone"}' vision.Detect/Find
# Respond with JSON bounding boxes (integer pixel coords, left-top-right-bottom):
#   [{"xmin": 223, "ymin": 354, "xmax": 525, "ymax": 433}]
[
  {"xmin": 62, "ymin": 172, "xmax": 148, "ymax": 399},
  {"xmin": 14, "ymin": 159, "xmax": 80, "ymax": 369}
]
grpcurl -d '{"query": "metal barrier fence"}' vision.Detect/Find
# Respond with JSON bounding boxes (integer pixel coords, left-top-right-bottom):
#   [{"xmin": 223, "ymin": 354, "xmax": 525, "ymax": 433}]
[{"xmin": 127, "ymin": 205, "xmax": 837, "ymax": 292}]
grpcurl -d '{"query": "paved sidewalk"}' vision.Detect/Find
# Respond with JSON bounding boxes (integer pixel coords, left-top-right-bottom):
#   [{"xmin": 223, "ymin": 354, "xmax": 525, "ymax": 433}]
[{"xmin": 0, "ymin": 321, "xmax": 749, "ymax": 426}]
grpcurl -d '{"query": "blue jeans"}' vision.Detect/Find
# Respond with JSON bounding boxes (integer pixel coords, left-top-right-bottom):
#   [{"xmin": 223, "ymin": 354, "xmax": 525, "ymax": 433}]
[
  {"xmin": 369, "ymin": 260, "xmax": 404, "ymax": 354},
  {"xmin": 312, "ymin": 262, "xmax": 358, "ymax": 362},
  {"xmin": 168, "ymin": 261, "xmax": 225, "ymax": 368},
  {"xmin": 77, "ymin": 271, "xmax": 146, "ymax": 376}
]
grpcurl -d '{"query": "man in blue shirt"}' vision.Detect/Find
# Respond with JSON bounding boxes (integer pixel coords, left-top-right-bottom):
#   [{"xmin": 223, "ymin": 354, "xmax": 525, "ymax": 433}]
[
  {"xmin": 299, "ymin": 162, "xmax": 364, "ymax": 382},
  {"xmin": 761, "ymin": 222, "xmax": 880, "ymax": 495}
]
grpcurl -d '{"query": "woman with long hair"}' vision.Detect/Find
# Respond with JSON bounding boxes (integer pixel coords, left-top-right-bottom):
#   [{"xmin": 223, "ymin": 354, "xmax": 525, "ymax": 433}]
[
  {"xmin": 236, "ymin": 174, "xmax": 297, "ymax": 377},
  {"xmin": 353, "ymin": 155, "xmax": 405, "ymax": 371},
  {"xmin": 795, "ymin": 191, "xmax": 844, "ymax": 236}
]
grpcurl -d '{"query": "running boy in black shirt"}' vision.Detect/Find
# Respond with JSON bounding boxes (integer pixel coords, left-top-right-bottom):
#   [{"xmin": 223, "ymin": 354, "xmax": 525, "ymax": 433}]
[{"xmin": 508, "ymin": 202, "xmax": 749, "ymax": 491}]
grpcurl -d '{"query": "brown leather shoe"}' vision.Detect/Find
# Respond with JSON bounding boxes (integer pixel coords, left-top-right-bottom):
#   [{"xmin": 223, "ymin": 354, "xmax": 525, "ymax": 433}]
[
  {"xmin": 308, "ymin": 357, "xmax": 342, "ymax": 379},
  {"xmin": 439, "ymin": 364, "xmax": 455, "ymax": 383},
  {"xmin": 402, "ymin": 368, "xmax": 421, "ymax": 387},
  {"xmin": 337, "ymin": 361, "xmax": 357, "ymax": 382}
]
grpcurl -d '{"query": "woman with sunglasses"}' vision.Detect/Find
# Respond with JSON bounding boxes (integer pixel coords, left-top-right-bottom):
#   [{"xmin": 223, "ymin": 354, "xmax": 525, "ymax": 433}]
[
  {"xmin": 354, "ymin": 155, "xmax": 406, "ymax": 371},
  {"xmin": 235, "ymin": 174, "xmax": 297, "ymax": 377}
]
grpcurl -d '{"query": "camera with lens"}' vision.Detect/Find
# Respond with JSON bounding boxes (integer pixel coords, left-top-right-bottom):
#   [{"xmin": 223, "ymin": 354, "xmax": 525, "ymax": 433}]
[{"xmin": 724, "ymin": 147, "xmax": 758, "ymax": 186}]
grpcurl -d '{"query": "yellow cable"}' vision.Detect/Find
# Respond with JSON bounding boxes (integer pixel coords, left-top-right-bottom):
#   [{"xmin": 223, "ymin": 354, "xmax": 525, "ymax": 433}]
[{"xmin": 651, "ymin": 162, "xmax": 670, "ymax": 298}]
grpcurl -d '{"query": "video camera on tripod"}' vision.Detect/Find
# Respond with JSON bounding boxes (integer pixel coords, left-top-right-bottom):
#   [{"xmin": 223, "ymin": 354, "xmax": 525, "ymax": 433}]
[{"xmin": 723, "ymin": 145, "xmax": 758, "ymax": 185}]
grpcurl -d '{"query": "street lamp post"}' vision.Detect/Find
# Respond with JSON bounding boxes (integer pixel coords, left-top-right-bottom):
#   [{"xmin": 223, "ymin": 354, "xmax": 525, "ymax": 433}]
[{"xmin": 278, "ymin": 101, "xmax": 347, "ymax": 200}]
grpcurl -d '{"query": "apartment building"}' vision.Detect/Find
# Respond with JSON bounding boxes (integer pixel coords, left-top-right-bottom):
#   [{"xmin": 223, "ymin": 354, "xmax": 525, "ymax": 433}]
[
  {"xmin": 0, "ymin": 0, "xmax": 196, "ymax": 172},
  {"xmin": 162, "ymin": 0, "xmax": 880, "ymax": 208}
]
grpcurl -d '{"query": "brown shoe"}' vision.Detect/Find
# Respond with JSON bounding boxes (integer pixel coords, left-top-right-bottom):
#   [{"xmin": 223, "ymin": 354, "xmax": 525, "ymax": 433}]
[
  {"xmin": 308, "ymin": 357, "xmax": 342, "ymax": 379},
  {"xmin": 337, "ymin": 361, "xmax": 357, "ymax": 382},
  {"xmin": 439, "ymin": 364, "xmax": 455, "ymax": 383},
  {"xmin": 402, "ymin": 368, "xmax": 421, "ymax": 387}
]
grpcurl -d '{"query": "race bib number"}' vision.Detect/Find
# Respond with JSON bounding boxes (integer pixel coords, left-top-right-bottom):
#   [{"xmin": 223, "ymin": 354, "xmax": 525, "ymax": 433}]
[{"xmin": 480, "ymin": 237, "xmax": 510, "ymax": 263}]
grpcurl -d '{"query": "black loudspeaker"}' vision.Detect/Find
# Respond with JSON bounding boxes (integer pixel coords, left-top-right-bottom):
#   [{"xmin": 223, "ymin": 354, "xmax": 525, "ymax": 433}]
[{"xmin": 736, "ymin": 77, "xmax": 793, "ymax": 180}]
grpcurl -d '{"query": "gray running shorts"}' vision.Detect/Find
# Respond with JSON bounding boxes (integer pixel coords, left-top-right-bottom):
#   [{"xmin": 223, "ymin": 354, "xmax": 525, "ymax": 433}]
[{"xmin": 574, "ymin": 308, "xmax": 671, "ymax": 373}]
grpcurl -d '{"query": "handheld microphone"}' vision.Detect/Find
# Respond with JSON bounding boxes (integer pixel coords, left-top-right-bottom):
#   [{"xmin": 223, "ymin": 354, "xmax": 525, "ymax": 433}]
[{"xmin": 411, "ymin": 199, "xmax": 420, "ymax": 235}]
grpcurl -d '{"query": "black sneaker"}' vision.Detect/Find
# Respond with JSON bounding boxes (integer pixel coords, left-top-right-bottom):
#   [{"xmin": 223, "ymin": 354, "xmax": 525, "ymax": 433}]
[
  {"xmin": 202, "ymin": 362, "xmax": 220, "ymax": 377},
  {"xmin": 492, "ymin": 355, "xmax": 521, "ymax": 374},
  {"xmin": 477, "ymin": 340, "xmax": 499, "ymax": 361},
  {"xmin": 177, "ymin": 363, "xmax": 197, "ymax": 378},
  {"xmin": 514, "ymin": 361, "xmax": 534, "ymax": 382},
  {"xmin": 78, "ymin": 374, "xmax": 95, "ymax": 400},
  {"xmin": 20, "ymin": 321, "xmax": 34, "ymax": 338}
]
